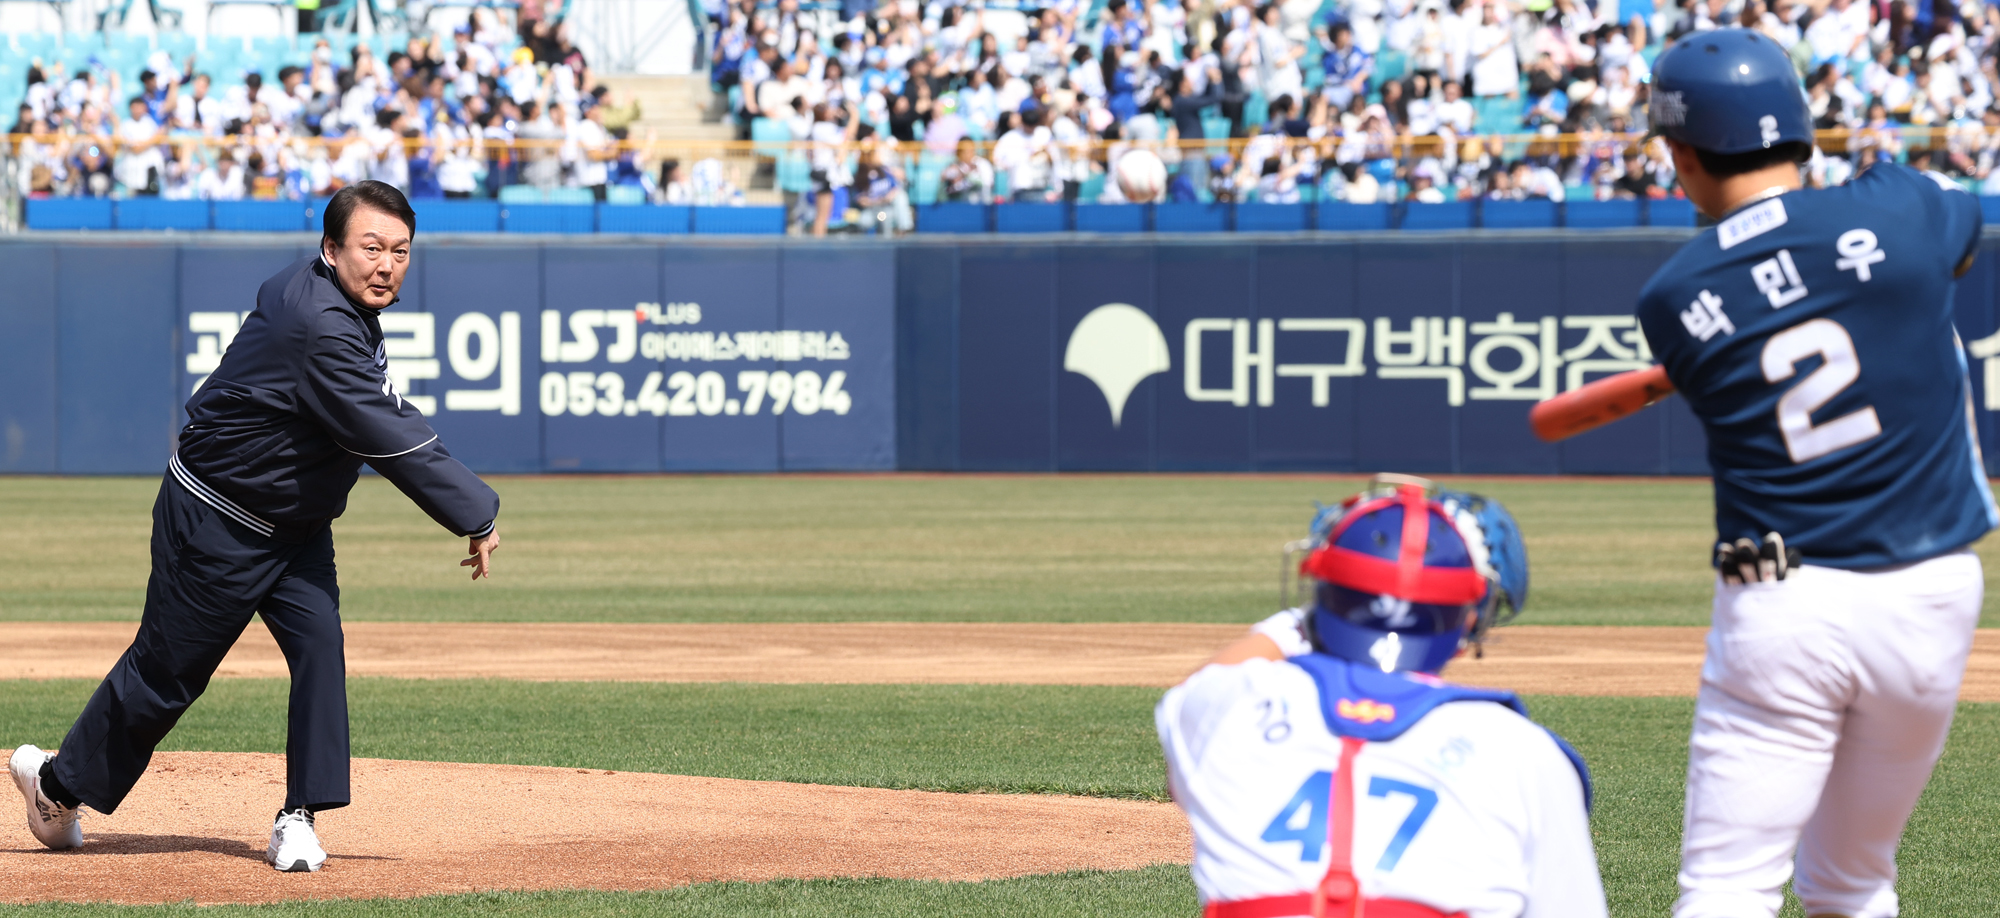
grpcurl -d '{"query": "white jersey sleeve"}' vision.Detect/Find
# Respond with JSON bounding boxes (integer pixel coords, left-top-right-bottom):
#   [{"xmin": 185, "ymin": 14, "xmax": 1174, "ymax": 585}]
[{"xmin": 1157, "ymin": 659, "xmax": 1608, "ymax": 918}]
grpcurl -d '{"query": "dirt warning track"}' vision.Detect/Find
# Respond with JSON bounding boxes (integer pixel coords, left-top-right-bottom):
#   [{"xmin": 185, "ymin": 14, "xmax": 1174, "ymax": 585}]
[{"xmin": 7, "ymin": 622, "xmax": 2000, "ymax": 699}]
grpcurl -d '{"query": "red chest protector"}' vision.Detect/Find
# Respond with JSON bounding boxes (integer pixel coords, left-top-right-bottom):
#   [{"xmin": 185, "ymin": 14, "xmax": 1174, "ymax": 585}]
[{"xmin": 1202, "ymin": 655, "xmax": 1587, "ymax": 918}]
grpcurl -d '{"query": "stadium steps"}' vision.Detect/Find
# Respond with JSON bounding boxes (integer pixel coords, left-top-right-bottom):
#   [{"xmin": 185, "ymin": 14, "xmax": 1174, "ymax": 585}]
[
  {"xmin": 594, "ymin": 75, "xmax": 782, "ymax": 204},
  {"xmin": 595, "ymin": 74, "xmax": 733, "ymax": 142}
]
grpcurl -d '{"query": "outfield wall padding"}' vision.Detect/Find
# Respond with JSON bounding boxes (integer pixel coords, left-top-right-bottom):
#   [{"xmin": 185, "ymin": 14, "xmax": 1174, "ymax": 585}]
[
  {"xmin": 9, "ymin": 232, "xmax": 2000, "ymax": 476},
  {"xmin": 0, "ymin": 237, "xmax": 895, "ymax": 474}
]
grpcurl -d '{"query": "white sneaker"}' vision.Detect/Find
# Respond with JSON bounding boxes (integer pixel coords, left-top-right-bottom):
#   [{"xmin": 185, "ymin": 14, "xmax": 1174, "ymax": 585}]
[
  {"xmin": 8, "ymin": 744, "xmax": 83, "ymax": 850},
  {"xmin": 266, "ymin": 808, "xmax": 327, "ymax": 873}
]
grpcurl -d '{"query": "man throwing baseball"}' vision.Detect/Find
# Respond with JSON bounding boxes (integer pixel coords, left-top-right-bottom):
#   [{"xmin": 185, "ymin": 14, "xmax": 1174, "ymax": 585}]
[
  {"xmin": 1634, "ymin": 31, "xmax": 1995, "ymax": 918},
  {"xmin": 1157, "ymin": 475, "xmax": 1607, "ymax": 918},
  {"xmin": 10, "ymin": 181, "xmax": 501, "ymax": 873}
]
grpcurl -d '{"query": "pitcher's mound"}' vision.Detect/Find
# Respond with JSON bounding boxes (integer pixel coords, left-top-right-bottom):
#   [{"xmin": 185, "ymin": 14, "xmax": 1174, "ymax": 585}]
[{"xmin": 3, "ymin": 752, "xmax": 1189, "ymax": 905}]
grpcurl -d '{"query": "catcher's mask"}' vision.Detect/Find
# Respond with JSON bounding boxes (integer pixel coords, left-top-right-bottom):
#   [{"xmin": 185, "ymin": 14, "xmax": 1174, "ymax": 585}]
[{"xmin": 1280, "ymin": 474, "xmax": 1529, "ymax": 674}]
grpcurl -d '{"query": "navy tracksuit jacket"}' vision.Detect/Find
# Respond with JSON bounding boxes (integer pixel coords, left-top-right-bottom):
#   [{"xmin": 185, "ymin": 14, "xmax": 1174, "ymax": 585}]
[{"xmin": 54, "ymin": 254, "xmax": 498, "ymax": 815}]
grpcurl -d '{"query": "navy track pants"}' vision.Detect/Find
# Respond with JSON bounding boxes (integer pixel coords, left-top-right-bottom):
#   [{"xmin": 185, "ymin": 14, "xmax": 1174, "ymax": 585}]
[{"xmin": 52, "ymin": 473, "xmax": 350, "ymax": 814}]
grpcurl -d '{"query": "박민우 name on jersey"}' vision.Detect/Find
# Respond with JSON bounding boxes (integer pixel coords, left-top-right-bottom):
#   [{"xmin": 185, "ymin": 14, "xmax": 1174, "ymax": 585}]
[{"xmin": 1635, "ymin": 164, "xmax": 1999, "ymax": 569}]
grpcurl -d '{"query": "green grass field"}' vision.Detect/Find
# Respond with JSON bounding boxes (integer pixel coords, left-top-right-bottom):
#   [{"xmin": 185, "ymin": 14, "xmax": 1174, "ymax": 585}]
[
  {"xmin": 0, "ymin": 474, "xmax": 1744, "ymax": 625},
  {"xmin": 3, "ymin": 475, "xmax": 1998, "ymax": 916}
]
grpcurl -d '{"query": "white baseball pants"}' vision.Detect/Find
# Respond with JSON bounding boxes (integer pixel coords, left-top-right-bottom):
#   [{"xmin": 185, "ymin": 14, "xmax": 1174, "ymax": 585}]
[{"xmin": 1673, "ymin": 549, "xmax": 1983, "ymax": 918}]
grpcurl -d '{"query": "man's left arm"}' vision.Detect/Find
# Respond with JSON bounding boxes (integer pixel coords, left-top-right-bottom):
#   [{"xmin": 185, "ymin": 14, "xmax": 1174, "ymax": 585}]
[{"xmin": 298, "ymin": 316, "xmax": 501, "ymax": 547}]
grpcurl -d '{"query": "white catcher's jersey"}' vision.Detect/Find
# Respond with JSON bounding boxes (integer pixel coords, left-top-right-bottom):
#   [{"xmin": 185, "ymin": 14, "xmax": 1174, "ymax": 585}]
[{"xmin": 1156, "ymin": 659, "xmax": 1608, "ymax": 918}]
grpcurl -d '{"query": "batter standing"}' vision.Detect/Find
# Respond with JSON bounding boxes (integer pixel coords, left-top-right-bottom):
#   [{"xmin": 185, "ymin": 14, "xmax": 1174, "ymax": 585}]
[
  {"xmin": 8, "ymin": 181, "xmax": 501, "ymax": 873},
  {"xmin": 1634, "ymin": 32, "xmax": 1995, "ymax": 918}
]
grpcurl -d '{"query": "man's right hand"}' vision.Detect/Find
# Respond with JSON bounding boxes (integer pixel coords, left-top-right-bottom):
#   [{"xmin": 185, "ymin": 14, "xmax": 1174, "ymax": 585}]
[{"xmin": 463, "ymin": 528, "xmax": 500, "ymax": 580}]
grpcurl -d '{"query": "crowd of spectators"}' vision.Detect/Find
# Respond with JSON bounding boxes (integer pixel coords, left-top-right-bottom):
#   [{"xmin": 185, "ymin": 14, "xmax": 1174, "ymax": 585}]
[
  {"xmin": 716, "ymin": 0, "xmax": 2000, "ymax": 214},
  {"xmin": 19, "ymin": 0, "xmax": 2000, "ymax": 222},
  {"xmin": 4, "ymin": 4, "xmax": 689, "ymax": 203}
]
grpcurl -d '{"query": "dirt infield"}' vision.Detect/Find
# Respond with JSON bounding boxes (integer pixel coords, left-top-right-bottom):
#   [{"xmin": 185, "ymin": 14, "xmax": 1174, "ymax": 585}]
[
  {"xmin": 0, "ymin": 751, "xmax": 1187, "ymax": 905},
  {"xmin": 7, "ymin": 622, "xmax": 2000, "ymax": 699}
]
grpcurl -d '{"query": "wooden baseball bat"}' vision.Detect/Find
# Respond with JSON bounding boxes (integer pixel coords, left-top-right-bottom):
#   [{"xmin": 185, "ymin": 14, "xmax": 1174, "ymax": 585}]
[{"xmin": 1529, "ymin": 365, "xmax": 1676, "ymax": 443}]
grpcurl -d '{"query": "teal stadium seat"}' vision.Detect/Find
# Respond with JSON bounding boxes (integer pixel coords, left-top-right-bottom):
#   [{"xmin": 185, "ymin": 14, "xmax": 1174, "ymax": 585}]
[
  {"xmin": 497, "ymin": 184, "xmax": 542, "ymax": 203},
  {"xmin": 777, "ymin": 151, "xmax": 811, "ymax": 194},
  {"xmin": 248, "ymin": 35, "xmax": 291, "ymax": 73},
  {"xmin": 1244, "ymin": 91, "xmax": 1268, "ymax": 128},
  {"xmin": 1375, "ymin": 49, "xmax": 1408, "ymax": 82},
  {"xmin": 1201, "ymin": 115, "xmax": 1231, "ymax": 150},
  {"xmin": 544, "ymin": 186, "xmax": 595, "ymax": 204},
  {"xmin": 1473, "ymin": 95, "xmax": 1525, "ymax": 134},
  {"xmin": 1077, "ymin": 172, "xmax": 1105, "ymax": 201},
  {"xmin": 910, "ymin": 152, "xmax": 945, "ymax": 205},
  {"xmin": 56, "ymin": 35, "xmax": 106, "ymax": 78},
  {"xmin": 157, "ymin": 31, "xmax": 197, "ymax": 62},
  {"xmin": 749, "ymin": 117, "xmax": 789, "ymax": 160},
  {"xmin": 9, "ymin": 32, "xmax": 59, "ymax": 61},
  {"xmin": 605, "ymin": 184, "xmax": 647, "ymax": 205},
  {"xmin": 102, "ymin": 32, "xmax": 153, "ymax": 71},
  {"xmin": 200, "ymin": 42, "xmax": 245, "ymax": 85}
]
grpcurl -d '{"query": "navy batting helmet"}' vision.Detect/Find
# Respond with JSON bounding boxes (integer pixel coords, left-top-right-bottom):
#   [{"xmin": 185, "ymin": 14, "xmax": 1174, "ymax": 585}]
[
  {"xmin": 1647, "ymin": 29, "xmax": 1812, "ymax": 156},
  {"xmin": 1290, "ymin": 475, "xmax": 1528, "ymax": 674}
]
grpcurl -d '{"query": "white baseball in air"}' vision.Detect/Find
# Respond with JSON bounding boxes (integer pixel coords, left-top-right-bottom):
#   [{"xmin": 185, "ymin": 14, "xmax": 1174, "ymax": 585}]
[
  {"xmin": 1114, "ymin": 150, "xmax": 1168, "ymax": 204},
  {"xmin": 1064, "ymin": 303, "xmax": 1171, "ymax": 428}
]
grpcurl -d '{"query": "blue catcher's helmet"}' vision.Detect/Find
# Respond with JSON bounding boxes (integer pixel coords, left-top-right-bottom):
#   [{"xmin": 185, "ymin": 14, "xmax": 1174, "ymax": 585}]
[
  {"xmin": 1647, "ymin": 29, "xmax": 1812, "ymax": 157},
  {"xmin": 1292, "ymin": 475, "xmax": 1529, "ymax": 674}
]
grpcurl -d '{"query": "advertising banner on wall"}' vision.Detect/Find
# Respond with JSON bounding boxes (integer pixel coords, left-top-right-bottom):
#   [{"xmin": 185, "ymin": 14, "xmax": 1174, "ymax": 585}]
[
  {"xmin": 7, "ymin": 235, "xmax": 1997, "ymax": 476},
  {"xmin": 2, "ymin": 239, "xmax": 896, "ymax": 475},
  {"xmin": 897, "ymin": 236, "xmax": 2000, "ymax": 475}
]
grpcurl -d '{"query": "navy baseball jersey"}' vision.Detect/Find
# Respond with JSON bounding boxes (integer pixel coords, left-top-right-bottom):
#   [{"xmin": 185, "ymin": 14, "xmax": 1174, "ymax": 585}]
[
  {"xmin": 176, "ymin": 254, "xmax": 498, "ymax": 543},
  {"xmin": 1636, "ymin": 164, "xmax": 1998, "ymax": 569}
]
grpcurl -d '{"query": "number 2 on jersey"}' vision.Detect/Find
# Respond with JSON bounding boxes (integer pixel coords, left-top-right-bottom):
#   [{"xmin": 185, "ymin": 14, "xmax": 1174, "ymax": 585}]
[
  {"xmin": 1761, "ymin": 318, "xmax": 1882, "ymax": 463},
  {"xmin": 1259, "ymin": 771, "xmax": 1439, "ymax": 871}
]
